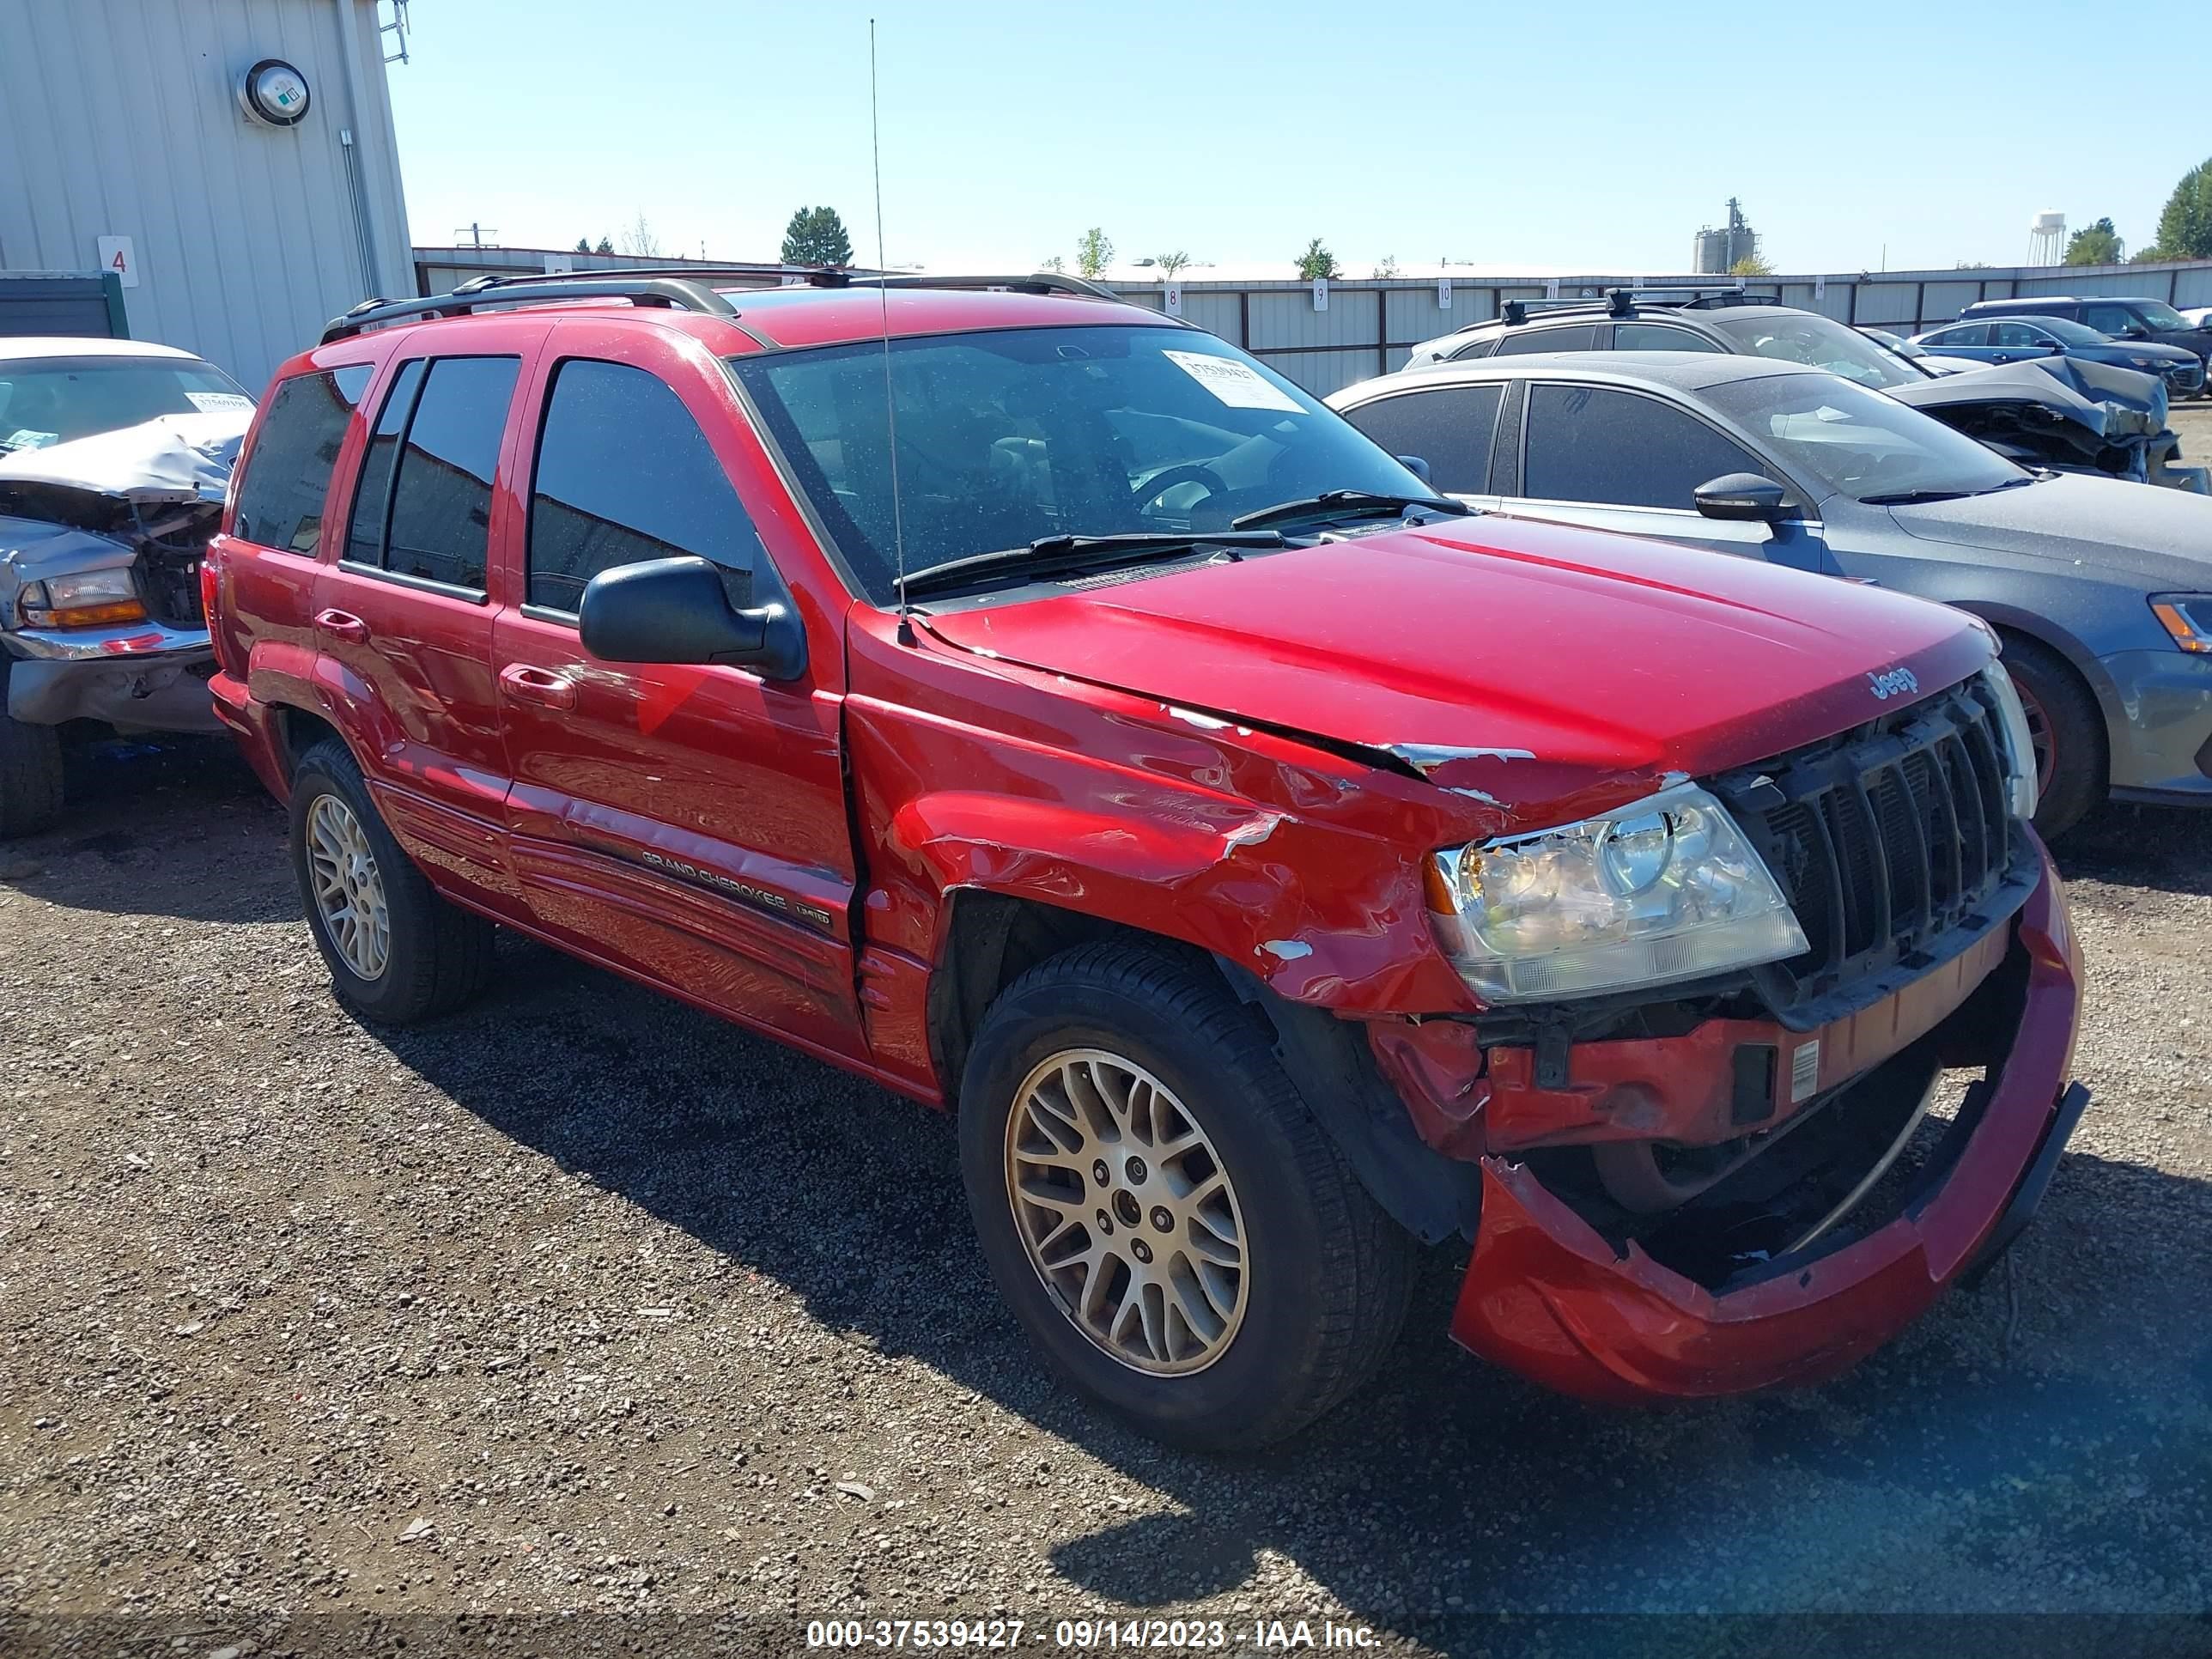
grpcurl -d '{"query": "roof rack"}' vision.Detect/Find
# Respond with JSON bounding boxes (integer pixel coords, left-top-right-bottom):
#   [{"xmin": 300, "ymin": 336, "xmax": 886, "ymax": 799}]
[
  {"xmin": 320, "ymin": 274, "xmax": 742, "ymax": 343},
  {"xmin": 801, "ymin": 270, "xmax": 1128, "ymax": 303},
  {"xmin": 1605, "ymin": 283, "xmax": 1777, "ymax": 312}
]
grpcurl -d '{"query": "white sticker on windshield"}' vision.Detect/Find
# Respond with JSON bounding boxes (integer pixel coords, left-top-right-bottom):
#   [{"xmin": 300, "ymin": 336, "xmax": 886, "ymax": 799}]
[
  {"xmin": 1162, "ymin": 350, "xmax": 1303, "ymax": 413},
  {"xmin": 3, "ymin": 428, "xmax": 59, "ymax": 451},
  {"xmin": 186, "ymin": 391, "xmax": 254, "ymax": 414}
]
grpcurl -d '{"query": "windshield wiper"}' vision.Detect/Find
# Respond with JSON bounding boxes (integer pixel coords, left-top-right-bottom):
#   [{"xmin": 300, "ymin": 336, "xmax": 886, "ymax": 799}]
[
  {"xmin": 1859, "ymin": 488, "xmax": 1975, "ymax": 506},
  {"xmin": 898, "ymin": 531, "xmax": 1286, "ymax": 599},
  {"xmin": 1231, "ymin": 490, "xmax": 1470, "ymax": 531}
]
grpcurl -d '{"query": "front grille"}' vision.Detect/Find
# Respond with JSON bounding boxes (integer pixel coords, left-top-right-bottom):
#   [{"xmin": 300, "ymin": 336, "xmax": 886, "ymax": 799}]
[{"xmin": 1715, "ymin": 676, "xmax": 2024, "ymax": 1014}]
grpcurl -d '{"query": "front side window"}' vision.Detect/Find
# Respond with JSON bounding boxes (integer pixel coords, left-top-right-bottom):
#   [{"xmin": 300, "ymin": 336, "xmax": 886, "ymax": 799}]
[
  {"xmin": 527, "ymin": 359, "xmax": 763, "ymax": 614},
  {"xmin": 0, "ymin": 355, "xmax": 254, "ymax": 453},
  {"xmin": 343, "ymin": 356, "xmax": 519, "ymax": 593},
  {"xmin": 1930, "ymin": 324, "xmax": 1990, "ymax": 347},
  {"xmin": 1339, "ymin": 386, "xmax": 1503, "ymax": 495},
  {"xmin": 731, "ymin": 325, "xmax": 1425, "ymax": 604},
  {"xmin": 1706, "ymin": 312, "xmax": 1925, "ymax": 388},
  {"xmin": 1522, "ymin": 384, "xmax": 1765, "ymax": 510},
  {"xmin": 1990, "ymin": 323, "xmax": 2049, "ymax": 348},
  {"xmin": 1703, "ymin": 372, "xmax": 2026, "ymax": 505},
  {"xmin": 231, "ymin": 365, "xmax": 371, "ymax": 554},
  {"xmin": 2081, "ymin": 303, "xmax": 2140, "ymax": 335},
  {"xmin": 1613, "ymin": 322, "xmax": 1723, "ymax": 353}
]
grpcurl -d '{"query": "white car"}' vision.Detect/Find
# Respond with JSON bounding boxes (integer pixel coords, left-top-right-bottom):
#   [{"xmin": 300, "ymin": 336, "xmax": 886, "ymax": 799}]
[{"xmin": 0, "ymin": 337, "xmax": 256, "ymax": 835}]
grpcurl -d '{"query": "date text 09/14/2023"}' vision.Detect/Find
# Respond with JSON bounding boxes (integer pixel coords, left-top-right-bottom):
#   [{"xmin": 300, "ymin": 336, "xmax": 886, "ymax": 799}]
[{"xmin": 804, "ymin": 1617, "xmax": 1382, "ymax": 1649}]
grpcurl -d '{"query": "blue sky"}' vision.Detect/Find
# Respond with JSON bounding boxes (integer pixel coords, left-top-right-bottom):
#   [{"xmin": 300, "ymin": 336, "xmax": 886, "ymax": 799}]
[{"xmin": 387, "ymin": 0, "xmax": 2208, "ymax": 276}]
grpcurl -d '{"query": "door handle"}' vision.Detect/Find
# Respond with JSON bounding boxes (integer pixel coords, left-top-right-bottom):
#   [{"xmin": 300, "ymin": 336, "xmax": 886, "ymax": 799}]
[
  {"xmin": 499, "ymin": 663, "xmax": 578, "ymax": 710},
  {"xmin": 314, "ymin": 608, "xmax": 369, "ymax": 643}
]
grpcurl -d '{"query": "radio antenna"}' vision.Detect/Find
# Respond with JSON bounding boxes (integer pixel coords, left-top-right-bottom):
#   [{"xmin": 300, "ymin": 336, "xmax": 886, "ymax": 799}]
[{"xmin": 869, "ymin": 18, "xmax": 912, "ymax": 637}]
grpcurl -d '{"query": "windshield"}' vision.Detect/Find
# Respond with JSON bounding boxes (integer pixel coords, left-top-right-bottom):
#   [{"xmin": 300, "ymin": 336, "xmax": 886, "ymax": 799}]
[
  {"xmin": 730, "ymin": 326, "xmax": 1428, "ymax": 603},
  {"xmin": 1705, "ymin": 373, "xmax": 2027, "ymax": 504},
  {"xmin": 2134, "ymin": 300, "xmax": 2191, "ymax": 331},
  {"xmin": 1707, "ymin": 312, "xmax": 1926, "ymax": 389},
  {"xmin": 0, "ymin": 356, "xmax": 254, "ymax": 453}
]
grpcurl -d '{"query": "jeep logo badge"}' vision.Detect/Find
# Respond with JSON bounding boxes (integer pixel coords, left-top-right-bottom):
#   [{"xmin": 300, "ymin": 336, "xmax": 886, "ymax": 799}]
[{"xmin": 1867, "ymin": 666, "xmax": 1919, "ymax": 702}]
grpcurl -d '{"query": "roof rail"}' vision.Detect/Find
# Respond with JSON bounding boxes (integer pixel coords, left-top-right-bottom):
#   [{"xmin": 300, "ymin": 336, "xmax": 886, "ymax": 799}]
[
  {"xmin": 802, "ymin": 270, "xmax": 1128, "ymax": 304},
  {"xmin": 319, "ymin": 275, "xmax": 743, "ymax": 344},
  {"xmin": 1498, "ymin": 294, "xmax": 1615, "ymax": 327}
]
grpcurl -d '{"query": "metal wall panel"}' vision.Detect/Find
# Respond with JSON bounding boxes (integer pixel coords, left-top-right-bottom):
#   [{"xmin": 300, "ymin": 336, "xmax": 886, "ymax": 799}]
[
  {"xmin": 1248, "ymin": 349, "xmax": 1381, "ymax": 398},
  {"xmin": 0, "ymin": 0, "xmax": 413, "ymax": 386},
  {"xmin": 1248, "ymin": 288, "xmax": 1380, "ymax": 350},
  {"xmin": 1177, "ymin": 290, "xmax": 1243, "ymax": 343}
]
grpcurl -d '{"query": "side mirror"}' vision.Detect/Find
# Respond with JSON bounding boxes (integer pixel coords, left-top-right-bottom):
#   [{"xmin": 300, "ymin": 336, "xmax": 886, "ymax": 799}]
[
  {"xmin": 1396, "ymin": 453, "xmax": 1433, "ymax": 484},
  {"xmin": 2045, "ymin": 342, "xmax": 2067, "ymax": 355},
  {"xmin": 579, "ymin": 556, "xmax": 808, "ymax": 681},
  {"xmin": 2122, "ymin": 325, "xmax": 2150, "ymax": 340},
  {"xmin": 1693, "ymin": 472, "xmax": 1790, "ymax": 523}
]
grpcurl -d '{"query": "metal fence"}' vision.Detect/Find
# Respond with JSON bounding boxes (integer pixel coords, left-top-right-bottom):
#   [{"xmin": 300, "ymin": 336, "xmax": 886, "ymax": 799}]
[{"xmin": 1102, "ymin": 259, "xmax": 2212, "ymax": 397}]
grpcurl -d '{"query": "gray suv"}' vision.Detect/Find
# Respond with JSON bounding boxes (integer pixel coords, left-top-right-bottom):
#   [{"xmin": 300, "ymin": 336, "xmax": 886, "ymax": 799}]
[{"xmin": 1330, "ymin": 351, "xmax": 2212, "ymax": 836}]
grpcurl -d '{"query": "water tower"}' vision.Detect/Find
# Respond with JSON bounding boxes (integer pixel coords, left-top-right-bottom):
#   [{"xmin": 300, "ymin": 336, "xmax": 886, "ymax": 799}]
[{"xmin": 2028, "ymin": 211, "xmax": 2066, "ymax": 266}]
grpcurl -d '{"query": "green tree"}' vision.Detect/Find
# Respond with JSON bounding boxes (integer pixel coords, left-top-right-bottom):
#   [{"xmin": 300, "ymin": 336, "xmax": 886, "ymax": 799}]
[
  {"xmin": 574, "ymin": 236, "xmax": 592, "ymax": 252},
  {"xmin": 1155, "ymin": 250, "xmax": 1191, "ymax": 278},
  {"xmin": 2065, "ymin": 217, "xmax": 2124, "ymax": 265},
  {"xmin": 1038, "ymin": 256, "xmax": 1066, "ymax": 273},
  {"xmin": 2146, "ymin": 156, "xmax": 2212, "ymax": 260},
  {"xmin": 1295, "ymin": 238, "xmax": 1338, "ymax": 281},
  {"xmin": 780, "ymin": 205, "xmax": 854, "ymax": 267},
  {"xmin": 595, "ymin": 236, "xmax": 614, "ymax": 255},
  {"xmin": 1372, "ymin": 254, "xmax": 1401, "ymax": 279},
  {"xmin": 1729, "ymin": 252, "xmax": 1774, "ymax": 276},
  {"xmin": 1075, "ymin": 228, "xmax": 1115, "ymax": 279}
]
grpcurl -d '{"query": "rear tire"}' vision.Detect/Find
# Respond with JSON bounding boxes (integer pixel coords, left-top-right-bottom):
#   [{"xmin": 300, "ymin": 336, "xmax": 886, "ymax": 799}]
[
  {"xmin": 2000, "ymin": 633, "xmax": 2104, "ymax": 839},
  {"xmin": 289, "ymin": 738, "xmax": 494, "ymax": 1024},
  {"xmin": 0, "ymin": 709, "xmax": 64, "ymax": 839},
  {"xmin": 957, "ymin": 942, "xmax": 1416, "ymax": 1450}
]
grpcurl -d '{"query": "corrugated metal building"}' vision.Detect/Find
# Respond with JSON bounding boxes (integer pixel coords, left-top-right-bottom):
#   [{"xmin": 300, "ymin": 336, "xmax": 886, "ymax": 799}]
[{"xmin": 0, "ymin": 0, "xmax": 413, "ymax": 387}]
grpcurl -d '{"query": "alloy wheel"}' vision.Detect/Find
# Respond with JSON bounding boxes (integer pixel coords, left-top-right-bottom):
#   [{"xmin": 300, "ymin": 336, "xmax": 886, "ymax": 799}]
[
  {"xmin": 306, "ymin": 793, "xmax": 391, "ymax": 981},
  {"xmin": 1004, "ymin": 1048, "xmax": 1248, "ymax": 1375}
]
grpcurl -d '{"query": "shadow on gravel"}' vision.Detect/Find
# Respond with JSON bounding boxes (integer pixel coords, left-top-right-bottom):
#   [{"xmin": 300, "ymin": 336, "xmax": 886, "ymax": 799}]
[
  {"xmin": 0, "ymin": 734, "xmax": 288, "ymax": 924},
  {"xmin": 366, "ymin": 934, "xmax": 2212, "ymax": 1649},
  {"xmin": 2051, "ymin": 801, "xmax": 2212, "ymax": 899}
]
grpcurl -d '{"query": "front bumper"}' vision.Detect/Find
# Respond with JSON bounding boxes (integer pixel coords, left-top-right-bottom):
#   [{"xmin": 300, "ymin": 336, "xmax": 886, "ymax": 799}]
[
  {"xmin": 4, "ymin": 619, "xmax": 220, "ymax": 732},
  {"xmin": 2098, "ymin": 646, "xmax": 2212, "ymax": 803},
  {"xmin": 1446, "ymin": 844, "xmax": 2083, "ymax": 1402}
]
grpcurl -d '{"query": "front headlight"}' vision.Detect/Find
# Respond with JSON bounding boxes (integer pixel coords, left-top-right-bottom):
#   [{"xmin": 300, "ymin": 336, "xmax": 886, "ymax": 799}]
[
  {"xmin": 19, "ymin": 567, "xmax": 147, "ymax": 629},
  {"xmin": 2150, "ymin": 594, "xmax": 2212, "ymax": 655},
  {"xmin": 1980, "ymin": 661, "xmax": 2040, "ymax": 820},
  {"xmin": 1426, "ymin": 782, "xmax": 1807, "ymax": 1003}
]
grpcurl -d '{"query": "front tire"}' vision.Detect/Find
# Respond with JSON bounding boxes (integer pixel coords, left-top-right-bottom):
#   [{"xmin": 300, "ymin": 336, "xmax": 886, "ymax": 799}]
[
  {"xmin": 2001, "ymin": 633, "xmax": 2105, "ymax": 839},
  {"xmin": 289, "ymin": 738, "xmax": 494, "ymax": 1024},
  {"xmin": 0, "ymin": 709, "xmax": 64, "ymax": 839},
  {"xmin": 957, "ymin": 942, "xmax": 1415, "ymax": 1450}
]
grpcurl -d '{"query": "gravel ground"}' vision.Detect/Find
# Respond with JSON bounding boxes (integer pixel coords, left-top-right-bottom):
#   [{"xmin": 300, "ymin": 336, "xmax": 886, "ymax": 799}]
[{"xmin": 2, "ymin": 737, "xmax": 2209, "ymax": 1659}]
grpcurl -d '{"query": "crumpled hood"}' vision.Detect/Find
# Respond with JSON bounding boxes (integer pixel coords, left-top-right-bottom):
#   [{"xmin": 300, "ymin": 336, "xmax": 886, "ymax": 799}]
[
  {"xmin": 1888, "ymin": 357, "xmax": 2167, "ymax": 437},
  {"xmin": 0, "ymin": 409, "xmax": 247, "ymax": 521},
  {"xmin": 1889, "ymin": 471, "xmax": 2212, "ymax": 589},
  {"xmin": 920, "ymin": 514, "xmax": 1991, "ymax": 808}
]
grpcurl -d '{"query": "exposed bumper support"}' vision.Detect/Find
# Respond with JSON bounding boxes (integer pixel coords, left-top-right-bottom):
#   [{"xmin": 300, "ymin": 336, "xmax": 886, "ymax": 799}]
[
  {"xmin": 5, "ymin": 633, "xmax": 220, "ymax": 732},
  {"xmin": 1445, "ymin": 843, "xmax": 2081, "ymax": 1402}
]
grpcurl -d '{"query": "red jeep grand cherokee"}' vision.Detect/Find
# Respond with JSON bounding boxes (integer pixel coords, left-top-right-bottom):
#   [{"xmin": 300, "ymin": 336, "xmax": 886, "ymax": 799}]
[{"xmin": 206, "ymin": 270, "xmax": 2087, "ymax": 1449}]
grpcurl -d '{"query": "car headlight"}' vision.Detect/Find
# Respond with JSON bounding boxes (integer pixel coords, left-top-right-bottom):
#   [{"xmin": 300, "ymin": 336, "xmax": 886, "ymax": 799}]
[
  {"xmin": 1425, "ymin": 782, "xmax": 1807, "ymax": 1003},
  {"xmin": 1980, "ymin": 660, "xmax": 2040, "ymax": 820},
  {"xmin": 18, "ymin": 567, "xmax": 147, "ymax": 629},
  {"xmin": 2129, "ymin": 356, "xmax": 2163, "ymax": 370},
  {"xmin": 2150, "ymin": 594, "xmax": 2212, "ymax": 655}
]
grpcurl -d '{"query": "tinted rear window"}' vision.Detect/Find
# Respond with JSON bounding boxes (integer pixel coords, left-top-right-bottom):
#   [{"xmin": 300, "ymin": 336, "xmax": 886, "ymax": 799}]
[
  {"xmin": 232, "ymin": 366, "xmax": 371, "ymax": 554},
  {"xmin": 1340, "ymin": 386, "xmax": 1503, "ymax": 494},
  {"xmin": 343, "ymin": 356, "xmax": 518, "ymax": 593},
  {"xmin": 1496, "ymin": 324, "xmax": 1599, "ymax": 356}
]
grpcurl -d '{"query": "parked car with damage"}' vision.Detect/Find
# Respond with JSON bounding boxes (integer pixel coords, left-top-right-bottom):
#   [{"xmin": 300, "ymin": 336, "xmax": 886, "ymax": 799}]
[
  {"xmin": 0, "ymin": 338, "xmax": 256, "ymax": 836},
  {"xmin": 1959, "ymin": 295, "xmax": 2212, "ymax": 392},
  {"xmin": 1331, "ymin": 350, "xmax": 2212, "ymax": 835},
  {"xmin": 1407, "ymin": 287, "xmax": 2198, "ymax": 491},
  {"xmin": 1909, "ymin": 315, "xmax": 2206, "ymax": 400},
  {"xmin": 208, "ymin": 270, "xmax": 2083, "ymax": 1449}
]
